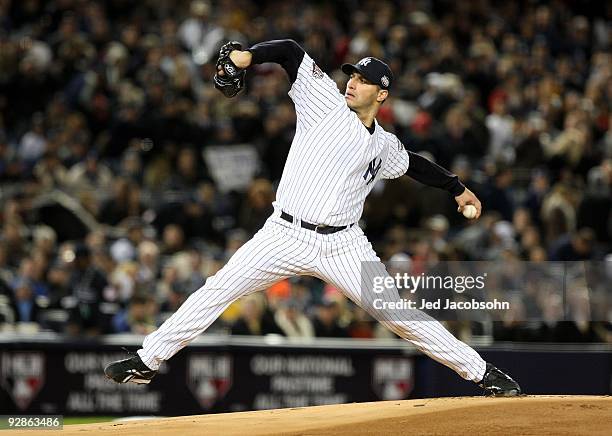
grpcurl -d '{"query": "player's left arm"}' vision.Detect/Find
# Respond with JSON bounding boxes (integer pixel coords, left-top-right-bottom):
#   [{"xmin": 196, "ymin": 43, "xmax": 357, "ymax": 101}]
[
  {"xmin": 382, "ymin": 138, "xmax": 481, "ymax": 219},
  {"xmin": 405, "ymin": 151, "xmax": 481, "ymax": 219}
]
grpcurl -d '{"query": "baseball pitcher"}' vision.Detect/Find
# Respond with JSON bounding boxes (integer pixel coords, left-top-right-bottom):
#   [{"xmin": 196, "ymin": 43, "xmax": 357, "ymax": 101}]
[{"xmin": 105, "ymin": 40, "xmax": 521, "ymax": 396}]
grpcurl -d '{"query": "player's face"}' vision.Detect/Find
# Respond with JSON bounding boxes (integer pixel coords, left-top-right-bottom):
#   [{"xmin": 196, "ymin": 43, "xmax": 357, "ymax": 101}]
[{"xmin": 345, "ymin": 73, "xmax": 387, "ymax": 110}]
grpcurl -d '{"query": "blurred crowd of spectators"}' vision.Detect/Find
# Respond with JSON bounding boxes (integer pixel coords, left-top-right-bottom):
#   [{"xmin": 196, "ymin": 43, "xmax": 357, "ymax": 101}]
[{"xmin": 0, "ymin": 0, "xmax": 610, "ymax": 342}]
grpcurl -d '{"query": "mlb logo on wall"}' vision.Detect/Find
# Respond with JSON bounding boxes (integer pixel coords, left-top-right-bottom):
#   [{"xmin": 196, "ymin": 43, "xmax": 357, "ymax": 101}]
[
  {"xmin": 0, "ymin": 352, "xmax": 45, "ymax": 410},
  {"xmin": 187, "ymin": 354, "xmax": 233, "ymax": 409},
  {"xmin": 371, "ymin": 356, "xmax": 414, "ymax": 400}
]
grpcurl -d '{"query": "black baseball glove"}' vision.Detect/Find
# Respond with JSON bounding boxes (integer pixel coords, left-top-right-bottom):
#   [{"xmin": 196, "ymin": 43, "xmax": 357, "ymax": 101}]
[{"xmin": 214, "ymin": 41, "xmax": 246, "ymax": 98}]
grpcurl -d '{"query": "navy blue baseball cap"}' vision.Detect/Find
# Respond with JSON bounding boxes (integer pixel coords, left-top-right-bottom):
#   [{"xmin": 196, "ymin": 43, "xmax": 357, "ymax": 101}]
[{"xmin": 342, "ymin": 57, "xmax": 393, "ymax": 90}]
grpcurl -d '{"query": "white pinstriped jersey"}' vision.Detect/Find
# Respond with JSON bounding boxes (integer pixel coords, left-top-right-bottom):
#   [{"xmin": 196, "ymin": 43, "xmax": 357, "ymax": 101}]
[{"xmin": 274, "ymin": 52, "xmax": 410, "ymax": 226}]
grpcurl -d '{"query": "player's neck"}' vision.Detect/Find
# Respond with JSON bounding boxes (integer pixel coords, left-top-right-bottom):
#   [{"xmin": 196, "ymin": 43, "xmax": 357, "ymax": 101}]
[{"xmin": 353, "ymin": 107, "xmax": 378, "ymax": 130}]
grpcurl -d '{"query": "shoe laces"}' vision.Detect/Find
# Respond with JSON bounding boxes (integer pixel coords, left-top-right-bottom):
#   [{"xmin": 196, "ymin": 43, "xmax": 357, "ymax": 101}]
[{"xmin": 121, "ymin": 347, "xmax": 139, "ymax": 359}]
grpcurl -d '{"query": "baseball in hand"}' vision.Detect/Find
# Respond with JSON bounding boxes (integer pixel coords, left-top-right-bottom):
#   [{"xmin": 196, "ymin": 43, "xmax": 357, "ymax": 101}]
[{"xmin": 462, "ymin": 204, "xmax": 478, "ymax": 219}]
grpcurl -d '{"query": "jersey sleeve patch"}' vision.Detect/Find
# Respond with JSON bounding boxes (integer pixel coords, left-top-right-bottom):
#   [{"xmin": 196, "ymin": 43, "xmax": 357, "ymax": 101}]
[{"xmin": 312, "ymin": 62, "xmax": 324, "ymax": 79}]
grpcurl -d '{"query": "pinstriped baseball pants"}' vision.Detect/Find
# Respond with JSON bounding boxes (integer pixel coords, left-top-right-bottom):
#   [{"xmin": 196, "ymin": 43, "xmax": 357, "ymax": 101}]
[{"xmin": 138, "ymin": 209, "xmax": 487, "ymax": 382}]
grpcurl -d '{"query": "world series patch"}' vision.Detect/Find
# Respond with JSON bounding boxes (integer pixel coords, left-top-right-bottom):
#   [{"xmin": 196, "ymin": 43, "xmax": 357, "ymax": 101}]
[{"xmin": 312, "ymin": 62, "xmax": 324, "ymax": 79}]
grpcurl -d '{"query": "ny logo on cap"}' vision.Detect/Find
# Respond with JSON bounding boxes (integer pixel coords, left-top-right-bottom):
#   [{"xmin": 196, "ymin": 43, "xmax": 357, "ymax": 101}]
[{"xmin": 358, "ymin": 58, "xmax": 372, "ymax": 67}]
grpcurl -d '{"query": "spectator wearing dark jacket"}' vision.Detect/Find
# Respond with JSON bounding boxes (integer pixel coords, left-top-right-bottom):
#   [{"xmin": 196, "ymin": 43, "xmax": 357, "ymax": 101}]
[
  {"xmin": 312, "ymin": 298, "xmax": 349, "ymax": 338},
  {"xmin": 65, "ymin": 243, "xmax": 109, "ymax": 336}
]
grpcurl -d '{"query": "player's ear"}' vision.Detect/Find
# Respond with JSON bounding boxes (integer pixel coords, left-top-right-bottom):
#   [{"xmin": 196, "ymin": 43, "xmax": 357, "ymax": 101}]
[{"xmin": 377, "ymin": 89, "xmax": 388, "ymax": 103}]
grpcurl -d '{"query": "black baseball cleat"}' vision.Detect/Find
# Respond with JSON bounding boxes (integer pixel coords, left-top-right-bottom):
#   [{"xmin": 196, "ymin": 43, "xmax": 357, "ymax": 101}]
[
  {"xmin": 104, "ymin": 352, "xmax": 157, "ymax": 384},
  {"xmin": 478, "ymin": 363, "xmax": 522, "ymax": 397}
]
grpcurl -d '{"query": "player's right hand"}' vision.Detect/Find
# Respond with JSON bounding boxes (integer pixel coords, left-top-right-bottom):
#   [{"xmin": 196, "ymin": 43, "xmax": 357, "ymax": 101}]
[{"xmin": 214, "ymin": 41, "xmax": 246, "ymax": 98}]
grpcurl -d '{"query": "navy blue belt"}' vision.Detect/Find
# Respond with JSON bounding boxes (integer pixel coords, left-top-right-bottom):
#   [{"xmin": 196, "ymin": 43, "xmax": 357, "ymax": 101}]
[{"xmin": 280, "ymin": 211, "xmax": 353, "ymax": 234}]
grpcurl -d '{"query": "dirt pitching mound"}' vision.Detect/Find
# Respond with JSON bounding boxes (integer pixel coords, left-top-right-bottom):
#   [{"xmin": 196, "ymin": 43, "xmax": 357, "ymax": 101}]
[{"xmin": 13, "ymin": 396, "xmax": 612, "ymax": 435}]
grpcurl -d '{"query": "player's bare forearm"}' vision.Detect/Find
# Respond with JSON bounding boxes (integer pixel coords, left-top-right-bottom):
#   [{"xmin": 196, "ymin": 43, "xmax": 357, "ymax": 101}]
[
  {"xmin": 229, "ymin": 51, "xmax": 252, "ymax": 69},
  {"xmin": 216, "ymin": 51, "xmax": 252, "ymax": 77}
]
